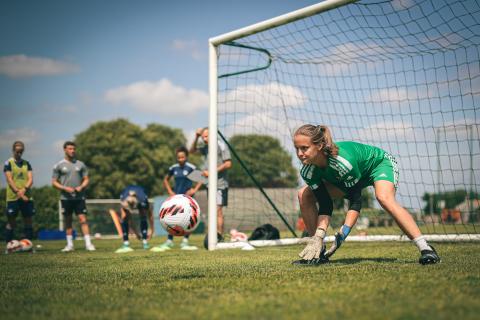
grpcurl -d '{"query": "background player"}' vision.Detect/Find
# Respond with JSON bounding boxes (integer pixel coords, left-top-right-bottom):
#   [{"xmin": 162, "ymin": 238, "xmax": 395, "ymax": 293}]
[
  {"xmin": 3, "ymin": 141, "xmax": 35, "ymax": 252},
  {"xmin": 115, "ymin": 185, "xmax": 153, "ymax": 253},
  {"xmin": 52, "ymin": 141, "xmax": 95, "ymax": 252},
  {"xmin": 190, "ymin": 127, "xmax": 232, "ymax": 243},
  {"xmin": 152, "ymin": 146, "xmax": 201, "ymax": 252},
  {"xmin": 293, "ymin": 124, "xmax": 440, "ymax": 265}
]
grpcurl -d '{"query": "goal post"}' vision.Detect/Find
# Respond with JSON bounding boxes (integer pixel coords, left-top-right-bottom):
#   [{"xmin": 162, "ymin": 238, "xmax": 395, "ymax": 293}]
[{"xmin": 208, "ymin": 0, "xmax": 480, "ymax": 250}]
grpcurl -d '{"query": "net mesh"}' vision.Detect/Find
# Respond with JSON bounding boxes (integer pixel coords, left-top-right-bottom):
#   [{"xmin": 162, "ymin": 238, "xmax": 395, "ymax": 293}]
[{"xmin": 215, "ymin": 0, "xmax": 480, "ymax": 237}]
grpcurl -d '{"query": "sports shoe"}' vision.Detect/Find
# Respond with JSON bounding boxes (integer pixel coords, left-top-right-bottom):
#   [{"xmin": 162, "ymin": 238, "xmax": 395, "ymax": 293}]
[
  {"xmin": 85, "ymin": 244, "xmax": 96, "ymax": 252},
  {"xmin": 160, "ymin": 241, "xmax": 174, "ymax": 250},
  {"xmin": 142, "ymin": 242, "xmax": 150, "ymax": 250},
  {"xmin": 180, "ymin": 242, "xmax": 198, "ymax": 251},
  {"xmin": 61, "ymin": 245, "xmax": 74, "ymax": 252},
  {"xmin": 419, "ymin": 245, "xmax": 440, "ymax": 265},
  {"xmin": 115, "ymin": 245, "xmax": 134, "ymax": 254},
  {"xmin": 150, "ymin": 241, "xmax": 174, "ymax": 252}
]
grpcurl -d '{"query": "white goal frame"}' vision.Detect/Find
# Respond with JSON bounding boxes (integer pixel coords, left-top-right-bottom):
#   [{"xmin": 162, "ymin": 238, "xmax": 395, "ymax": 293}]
[
  {"xmin": 207, "ymin": 0, "xmax": 480, "ymax": 250},
  {"xmin": 207, "ymin": 0, "xmax": 357, "ymax": 250}
]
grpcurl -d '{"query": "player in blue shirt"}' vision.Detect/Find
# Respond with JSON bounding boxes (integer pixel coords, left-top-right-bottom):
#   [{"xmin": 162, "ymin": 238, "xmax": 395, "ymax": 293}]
[
  {"xmin": 151, "ymin": 147, "xmax": 202, "ymax": 252},
  {"xmin": 115, "ymin": 185, "xmax": 154, "ymax": 253}
]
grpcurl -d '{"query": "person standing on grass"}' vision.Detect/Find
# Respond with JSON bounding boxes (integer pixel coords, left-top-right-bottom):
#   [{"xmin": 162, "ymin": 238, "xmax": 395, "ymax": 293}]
[
  {"xmin": 3, "ymin": 141, "xmax": 35, "ymax": 252},
  {"xmin": 115, "ymin": 185, "xmax": 154, "ymax": 253},
  {"xmin": 52, "ymin": 141, "xmax": 95, "ymax": 252},
  {"xmin": 151, "ymin": 146, "xmax": 201, "ymax": 252},
  {"xmin": 292, "ymin": 124, "xmax": 440, "ymax": 265},
  {"xmin": 190, "ymin": 127, "xmax": 232, "ymax": 243}
]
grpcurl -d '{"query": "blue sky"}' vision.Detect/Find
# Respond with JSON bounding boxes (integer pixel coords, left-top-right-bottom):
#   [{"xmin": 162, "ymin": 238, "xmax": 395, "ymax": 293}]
[{"xmin": 0, "ymin": 0, "xmax": 317, "ymax": 186}]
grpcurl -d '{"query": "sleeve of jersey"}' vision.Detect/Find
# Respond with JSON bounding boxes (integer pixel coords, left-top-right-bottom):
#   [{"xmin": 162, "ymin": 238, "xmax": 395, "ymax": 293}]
[
  {"xmin": 3, "ymin": 160, "xmax": 11, "ymax": 173},
  {"xmin": 82, "ymin": 163, "xmax": 89, "ymax": 177},
  {"xmin": 219, "ymin": 142, "xmax": 231, "ymax": 161},
  {"xmin": 27, "ymin": 161, "xmax": 33, "ymax": 171},
  {"xmin": 51, "ymin": 164, "xmax": 59, "ymax": 179}
]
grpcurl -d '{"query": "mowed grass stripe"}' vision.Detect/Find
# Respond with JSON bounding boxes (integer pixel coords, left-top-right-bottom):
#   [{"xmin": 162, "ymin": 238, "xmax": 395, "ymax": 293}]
[{"xmin": 0, "ymin": 239, "xmax": 479, "ymax": 320}]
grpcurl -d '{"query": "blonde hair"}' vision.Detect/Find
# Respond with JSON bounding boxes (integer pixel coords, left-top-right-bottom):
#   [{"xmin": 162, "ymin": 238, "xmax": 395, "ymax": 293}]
[{"xmin": 294, "ymin": 124, "xmax": 339, "ymax": 156}]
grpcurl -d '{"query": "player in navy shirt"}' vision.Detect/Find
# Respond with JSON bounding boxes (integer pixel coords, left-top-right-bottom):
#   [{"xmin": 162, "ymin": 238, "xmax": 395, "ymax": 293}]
[
  {"xmin": 152, "ymin": 147, "xmax": 201, "ymax": 252},
  {"xmin": 115, "ymin": 185, "xmax": 153, "ymax": 253}
]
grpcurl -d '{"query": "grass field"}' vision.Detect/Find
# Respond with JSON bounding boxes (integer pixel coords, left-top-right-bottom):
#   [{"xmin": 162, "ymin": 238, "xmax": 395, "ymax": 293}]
[{"xmin": 1, "ymin": 236, "xmax": 479, "ymax": 320}]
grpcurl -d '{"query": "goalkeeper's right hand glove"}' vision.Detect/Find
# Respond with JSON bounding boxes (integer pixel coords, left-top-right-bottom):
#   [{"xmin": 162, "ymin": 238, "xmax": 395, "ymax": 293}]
[{"xmin": 298, "ymin": 228, "xmax": 326, "ymax": 260}]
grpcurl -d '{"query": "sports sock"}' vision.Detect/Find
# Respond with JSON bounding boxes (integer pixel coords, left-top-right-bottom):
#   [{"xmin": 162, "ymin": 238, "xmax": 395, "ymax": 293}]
[
  {"xmin": 140, "ymin": 219, "xmax": 148, "ymax": 240},
  {"xmin": 168, "ymin": 234, "xmax": 174, "ymax": 241},
  {"xmin": 84, "ymin": 234, "xmax": 92, "ymax": 247},
  {"xmin": 184, "ymin": 234, "xmax": 190, "ymax": 239},
  {"xmin": 413, "ymin": 235, "xmax": 431, "ymax": 252},
  {"xmin": 24, "ymin": 226, "xmax": 33, "ymax": 240},
  {"xmin": 66, "ymin": 235, "xmax": 74, "ymax": 247},
  {"xmin": 121, "ymin": 219, "xmax": 129, "ymax": 242},
  {"xmin": 5, "ymin": 227, "xmax": 14, "ymax": 243},
  {"xmin": 123, "ymin": 241, "xmax": 130, "ymax": 246}
]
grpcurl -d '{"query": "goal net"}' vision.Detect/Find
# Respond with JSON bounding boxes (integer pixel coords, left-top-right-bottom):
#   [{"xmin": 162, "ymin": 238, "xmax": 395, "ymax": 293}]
[{"xmin": 207, "ymin": 0, "xmax": 480, "ymax": 249}]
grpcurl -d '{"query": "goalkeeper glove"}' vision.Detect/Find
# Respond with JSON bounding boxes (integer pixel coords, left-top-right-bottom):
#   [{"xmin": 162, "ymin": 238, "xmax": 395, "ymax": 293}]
[{"xmin": 299, "ymin": 227, "xmax": 326, "ymax": 260}]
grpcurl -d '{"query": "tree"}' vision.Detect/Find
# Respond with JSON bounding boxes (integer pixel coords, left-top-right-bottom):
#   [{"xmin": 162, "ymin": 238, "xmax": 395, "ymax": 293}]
[
  {"xmin": 228, "ymin": 134, "xmax": 298, "ymax": 188},
  {"xmin": 74, "ymin": 119, "xmax": 188, "ymax": 198}
]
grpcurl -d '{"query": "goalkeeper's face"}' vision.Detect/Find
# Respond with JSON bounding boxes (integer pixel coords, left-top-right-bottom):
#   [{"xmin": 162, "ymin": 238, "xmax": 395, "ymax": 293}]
[{"xmin": 294, "ymin": 134, "xmax": 326, "ymax": 166}]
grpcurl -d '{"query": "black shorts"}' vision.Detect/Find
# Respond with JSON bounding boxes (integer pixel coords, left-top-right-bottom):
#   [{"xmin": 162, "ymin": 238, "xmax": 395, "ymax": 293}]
[
  {"xmin": 61, "ymin": 200, "xmax": 88, "ymax": 216},
  {"xmin": 6, "ymin": 200, "xmax": 35, "ymax": 217}
]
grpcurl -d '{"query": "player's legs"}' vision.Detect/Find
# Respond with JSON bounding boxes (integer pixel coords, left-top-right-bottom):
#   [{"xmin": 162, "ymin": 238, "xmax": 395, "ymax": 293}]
[
  {"xmin": 20, "ymin": 200, "xmax": 35, "ymax": 240},
  {"xmin": 5, "ymin": 214, "xmax": 17, "ymax": 243},
  {"xmin": 374, "ymin": 180, "xmax": 421, "ymax": 239},
  {"xmin": 217, "ymin": 206, "xmax": 224, "ymax": 236},
  {"xmin": 115, "ymin": 207, "xmax": 135, "ymax": 253},
  {"xmin": 138, "ymin": 208, "xmax": 149, "ymax": 249},
  {"xmin": 374, "ymin": 180, "xmax": 440, "ymax": 264},
  {"xmin": 62, "ymin": 212, "xmax": 75, "ymax": 252},
  {"xmin": 5, "ymin": 201, "xmax": 19, "ymax": 243}
]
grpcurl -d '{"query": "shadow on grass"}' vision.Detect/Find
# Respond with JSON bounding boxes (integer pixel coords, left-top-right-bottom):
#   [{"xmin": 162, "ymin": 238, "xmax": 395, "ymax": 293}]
[{"xmin": 329, "ymin": 257, "xmax": 398, "ymax": 264}]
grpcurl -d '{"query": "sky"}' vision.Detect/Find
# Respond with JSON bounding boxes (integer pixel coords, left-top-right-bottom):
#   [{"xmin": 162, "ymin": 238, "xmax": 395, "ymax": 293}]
[{"xmin": 0, "ymin": 0, "xmax": 318, "ymax": 186}]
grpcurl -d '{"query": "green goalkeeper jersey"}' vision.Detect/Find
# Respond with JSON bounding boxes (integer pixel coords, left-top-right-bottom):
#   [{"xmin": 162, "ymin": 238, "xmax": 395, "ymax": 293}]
[{"xmin": 300, "ymin": 141, "xmax": 391, "ymax": 193}]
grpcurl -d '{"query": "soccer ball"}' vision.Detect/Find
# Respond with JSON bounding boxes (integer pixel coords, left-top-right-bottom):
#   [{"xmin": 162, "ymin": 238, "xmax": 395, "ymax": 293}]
[
  {"xmin": 19, "ymin": 239, "xmax": 33, "ymax": 252},
  {"xmin": 6, "ymin": 240, "xmax": 22, "ymax": 253},
  {"xmin": 159, "ymin": 194, "xmax": 201, "ymax": 236}
]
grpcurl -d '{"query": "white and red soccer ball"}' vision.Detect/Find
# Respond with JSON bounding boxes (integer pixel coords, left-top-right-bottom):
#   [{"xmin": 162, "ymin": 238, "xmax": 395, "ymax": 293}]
[
  {"xmin": 158, "ymin": 194, "xmax": 201, "ymax": 236},
  {"xmin": 7, "ymin": 239, "xmax": 33, "ymax": 253}
]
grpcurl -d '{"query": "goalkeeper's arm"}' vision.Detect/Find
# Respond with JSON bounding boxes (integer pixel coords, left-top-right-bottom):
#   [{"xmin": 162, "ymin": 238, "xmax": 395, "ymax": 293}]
[{"xmin": 325, "ymin": 187, "xmax": 362, "ymax": 258}]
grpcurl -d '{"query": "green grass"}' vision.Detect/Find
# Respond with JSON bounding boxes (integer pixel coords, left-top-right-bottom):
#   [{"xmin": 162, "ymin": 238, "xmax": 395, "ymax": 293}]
[{"xmin": 1, "ymin": 237, "xmax": 479, "ymax": 320}]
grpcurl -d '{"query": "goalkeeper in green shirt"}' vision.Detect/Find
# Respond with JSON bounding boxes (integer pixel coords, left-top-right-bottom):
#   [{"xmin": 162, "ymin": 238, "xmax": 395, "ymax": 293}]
[{"xmin": 293, "ymin": 124, "xmax": 440, "ymax": 265}]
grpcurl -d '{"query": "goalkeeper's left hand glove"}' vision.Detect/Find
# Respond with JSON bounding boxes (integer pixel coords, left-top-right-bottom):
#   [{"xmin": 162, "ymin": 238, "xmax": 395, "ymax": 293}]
[
  {"xmin": 325, "ymin": 231, "xmax": 344, "ymax": 258},
  {"xmin": 298, "ymin": 228, "xmax": 326, "ymax": 260}
]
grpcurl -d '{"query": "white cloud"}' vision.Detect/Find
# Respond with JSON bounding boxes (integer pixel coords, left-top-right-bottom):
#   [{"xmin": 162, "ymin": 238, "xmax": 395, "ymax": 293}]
[
  {"xmin": 220, "ymin": 82, "xmax": 307, "ymax": 112},
  {"xmin": 358, "ymin": 121, "xmax": 416, "ymax": 142},
  {"xmin": 104, "ymin": 78, "xmax": 209, "ymax": 115},
  {"xmin": 0, "ymin": 54, "xmax": 79, "ymax": 78},
  {"xmin": 0, "ymin": 128, "xmax": 40, "ymax": 149},
  {"xmin": 171, "ymin": 39, "xmax": 204, "ymax": 60},
  {"xmin": 223, "ymin": 112, "xmax": 303, "ymax": 151}
]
